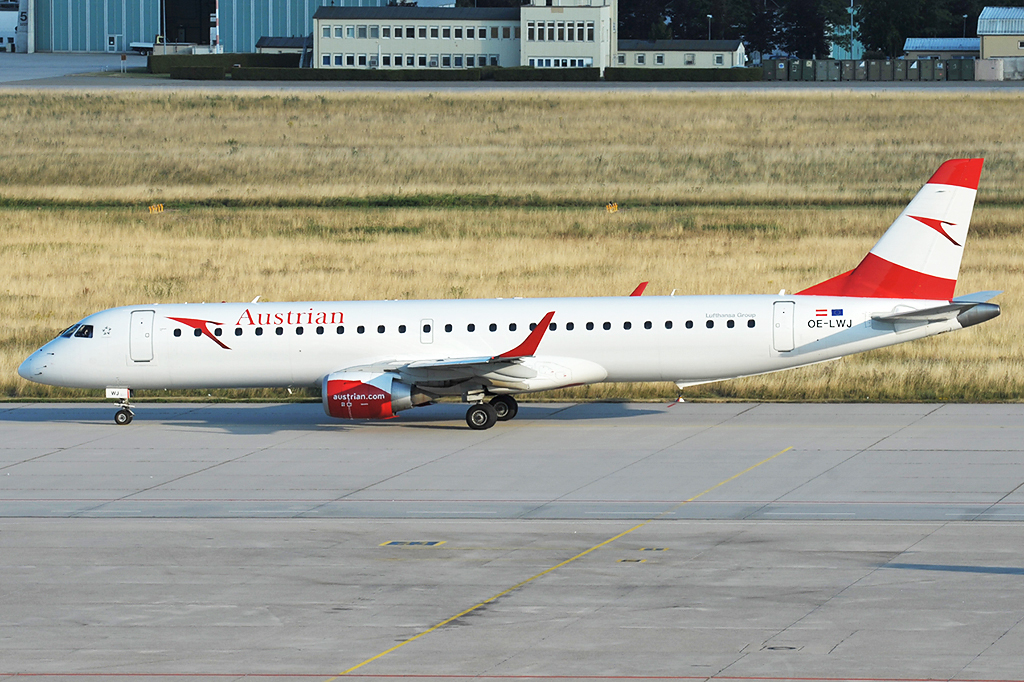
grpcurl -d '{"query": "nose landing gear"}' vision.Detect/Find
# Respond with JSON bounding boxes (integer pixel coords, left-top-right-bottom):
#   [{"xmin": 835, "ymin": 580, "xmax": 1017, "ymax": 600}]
[{"xmin": 106, "ymin": 387, "xmax": 134, "ymax": 425}]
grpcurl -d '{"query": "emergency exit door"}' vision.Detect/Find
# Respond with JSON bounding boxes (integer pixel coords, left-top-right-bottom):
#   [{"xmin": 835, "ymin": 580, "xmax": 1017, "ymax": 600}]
[
  {"xmin": 130, "ymin": 310, "xmax": 155, "ymax": 362},
  {"xmin": 772, "ymin": 301, "xmax": 795, "ymax": 352}
]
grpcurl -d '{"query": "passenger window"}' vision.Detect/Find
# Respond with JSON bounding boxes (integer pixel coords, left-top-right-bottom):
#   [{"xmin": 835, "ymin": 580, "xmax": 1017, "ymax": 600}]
[
  {"xmin": 623, "ymin": 321, "xmax": 631, "ymax": 330},
  {"xmin": 336, "ymin": 325, "xmax": 344, "ymax": 334},
  {"xmin": 357, "ymin": 326, "xmax": 365, "ymax": 334},
  {"xmin": 235, "ymin": 327, "xmax": 242, "ymax": 336},
  {"xmin": 586, "ymin": 322, "xmax": 594, "ymax": 330},
  {"xmin": 549, "ymin": 323, "xmax": 557, "ymax": 331},
  {"xmin": 566, "ymin": 322, "xmax": 574, "ymax": 331},
  {"xmin": 529, "ymin": 323, "xmax": 536, "ymax": 330},
  {"xmin": 399, "ymin": 325, "xmax": 406, "ymax": 333},
  {"xmin": 276, "ymin": 327, "xmax": 284, "ymax": 336},
  {"xmin": 256, "ymin": 327, "xmax": 264, "ymax": 336},
  {"xmin": 685, "ymin": 320, "xmax": 694, "ymax": 329},
  {"xmin": 509, "ymin": 323, "xmax": 517, "ymax": 332},
  {"xmin": 423, "ymin": 324, "xmax": 431, "ymax": 333},
  {"xmin": 377, "ymin": 325, "xmax": 385, "ymax": 334},
  {"xmin": 214, "ymin": 328, "xmax": 223, "ymax": 337},
  {"xmin": 489, "ymin": 323, "xmax": 497, "ymax": 332},
  {"xmin": 644, "ymin": 321, "xmax": 652, "ymax": 330},
  {"xmin": 748, "ymin": 319, "xmax": 756, "ymax": 328},
  {"xmin": 727, "ymin": 320, "xmax": 735, "ymax": 328},
  {"xmin": 173, "ymin": 328, "xmax": 181, "ymax": 337},
  {"xmin": 317, "ymin": 326, "xmax": 325, "ymax": 335},
  {"xmin": 74, "ymin": 325, "xmax": 94, "ymax": 338},
  {"xmin": 445, "ymin": 324, "xmax": 453, "ymax": 332},
  {"xmin": 194, "ymin": 329, "xmax": 202, "ymax": 337},
  {"xmin": 602, "ymin": 322, "xmax": 611, "ymax": 330},
  {"xmin": 665, "ymin": 321, "xmax": 673, "ymax": 329},
  {"xmin": 296, "ymin": 326, "xmax": 304, "ymax": 335},
  {"xmin": 706, "ymin": 320, "xmax": 714, "ymax": 329}
]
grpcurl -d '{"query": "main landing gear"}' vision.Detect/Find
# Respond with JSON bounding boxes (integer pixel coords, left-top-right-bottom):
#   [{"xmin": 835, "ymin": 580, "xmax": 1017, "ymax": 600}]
[{"xmin": 465, "ymin": 395, "xmax": 519, "ymax": 430}]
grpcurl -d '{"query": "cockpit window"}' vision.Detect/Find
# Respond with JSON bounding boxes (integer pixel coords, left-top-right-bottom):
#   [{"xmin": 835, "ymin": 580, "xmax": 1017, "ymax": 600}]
[
  {"xmin": 73, "ymin": 325, "xmax": 94, "ymax": 338},
  {"xmin": 59, "ymin": 324, "xmax": 80, "ymax": 338}
]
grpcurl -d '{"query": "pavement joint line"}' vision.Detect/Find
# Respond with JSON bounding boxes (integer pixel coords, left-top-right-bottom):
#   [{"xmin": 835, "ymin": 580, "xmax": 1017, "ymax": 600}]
[{"xmin": 326, "ymin": 445, "xmax": 793, "ymax": 680}]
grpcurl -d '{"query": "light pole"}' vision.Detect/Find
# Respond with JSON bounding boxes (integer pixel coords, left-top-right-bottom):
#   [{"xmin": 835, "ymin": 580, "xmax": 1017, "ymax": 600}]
[
  {"xmin": 963, "ymin": 14, "xmax": 968, "ymax": 38},
  {"xmin": 706, "ymin": 14, "xmax": 712, "ymax": 41},
  {"xmin": 850, "ymin": 0, "xmax": 855, "ymax": 59}
]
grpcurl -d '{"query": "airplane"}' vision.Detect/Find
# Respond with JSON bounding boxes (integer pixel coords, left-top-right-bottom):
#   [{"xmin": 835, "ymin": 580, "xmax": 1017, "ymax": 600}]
[{"xmin": 18, "ymin": 158, "xmax": 1000, "ymax": 430}]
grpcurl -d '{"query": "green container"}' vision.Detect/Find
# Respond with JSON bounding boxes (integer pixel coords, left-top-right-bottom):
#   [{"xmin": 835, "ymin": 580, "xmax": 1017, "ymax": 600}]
[
  {"xmin": 775, "ymin": 60, "xmax": 789, "ymax": 81},
  {"xmin": 947, "ymin": 59, "xmax": 962, "ymax": 81},
  {"xmin": 933, "ymin": 60, "xmax": 946, "ymax": 80},
  {"xmin": 962, "ymin": 59, "xmax": 975, "ymax": 81},
  {"xmin": 895, "ymin": 60, "xmax": 907, "ymax": 80},
  {"xmin": 802, "ymin": 60, "xmax": 815, "ymax": 81},
  {"xmin": 789, "ymin": 59, "xmax": 802, "ymax": 81},
  {"xmin": 867, "ymin": 60, "xmax": 881, "ymax": 80},
  {"xmin": 881, "ymin": 60, "xmax": 894, "ymax": 80},
  {"xmin": 763, "ymin": 60, "xmax": 776, "ymax": 80},
  {"xmin": 841, "ymin": 60, "xmax": 855, "ymax": 80},
  {"xmin": 828, "ymin": 60, "xmax": 841, "ymax": 81},
  {"xmin": 855, "ymin": 60, "xmax": 867, "ymax": 80},
  {"xmin": 814, "ymin": 60, "xmax": 829, "ymax": 81},
  {"xmin": 907, "ymin": 60, "xmax": 920, "ymax": 80},
  {"xmin": 920, "ymin": 59, "xmax": 934, "ymax": 80}
]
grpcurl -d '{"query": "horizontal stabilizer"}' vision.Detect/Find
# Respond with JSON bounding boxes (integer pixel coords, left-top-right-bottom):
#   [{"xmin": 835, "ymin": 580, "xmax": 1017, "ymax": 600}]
[{"xmin": 872, "ymin": 292, "xmax": 1001, "ymax": 326}]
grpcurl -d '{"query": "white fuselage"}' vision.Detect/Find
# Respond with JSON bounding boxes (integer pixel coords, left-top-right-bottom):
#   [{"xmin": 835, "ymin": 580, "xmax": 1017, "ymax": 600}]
[{"xmin": 20, "ymin": 294, "xmax": 963, "ymax": 392}]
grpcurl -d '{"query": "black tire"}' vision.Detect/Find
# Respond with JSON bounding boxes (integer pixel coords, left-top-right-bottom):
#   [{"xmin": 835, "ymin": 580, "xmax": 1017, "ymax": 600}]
[
  {"xmin": 114, "ymin": 409, "xmax": 133, "ymax": 426},
  {"xmin": 490, "ymin": 395, "xmax": 519, "ymax": 421},
  {"xmin": 466, "ymin": 403, "xmax": 498, "ymax": 430}
]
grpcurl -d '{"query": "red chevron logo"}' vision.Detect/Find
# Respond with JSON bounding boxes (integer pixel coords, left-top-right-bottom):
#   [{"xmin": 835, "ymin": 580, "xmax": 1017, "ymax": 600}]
[
  {"xmin": 909, "ymin": 215, "xmax": 961, "ymax": 247},
  {"xmin": 168, "ymin": 317, "xmax": 231, "ymax": 350}
]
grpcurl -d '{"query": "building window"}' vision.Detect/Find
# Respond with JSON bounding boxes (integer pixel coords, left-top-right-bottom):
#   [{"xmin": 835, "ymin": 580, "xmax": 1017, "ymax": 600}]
[
  {"xmin": 617, "ymin": 53, "xmax": 625, "ymax": 65},
  {"xmin": 357, "ymin": 25, "xmax": 367, "ymax": 39},
  {"xmin": 655, "ymin": 54, "xmax": 664, "ymax": 65},
  {"xmin": 454, "ymin": 27, "xmax": 463, "ymax": 39},
  {"xmin": 383, "ymin": 26, "xmax": 391, "ymax": 38},
  {"xmin": 431, "ymin": 26, "xmax": 439, "ymax": 38},
  {"xmin": 334, "ymin": 54, "xmax": 343, "ymax": 66},
  {"xmin": 418, "ymin": 54, "xmax": 426, "ymax": 66},
  {"xmin": 346, "ymin": 26, "xmax": 354, "ymax": 38},
  {"xmin": 557, "ymin": 22, "xmax": 565, "ymax": 41},
  {"xmin": 358, "ymin": 54, "xmax": 367, "ymax": 66},
  {"xmin": 429, "ymin": 55, "xmax": 438, "ymax": 67},
  {"xmin": 1019, "ymin": 40, "xmax": 1024, "ymax": 49},
  {"xmin": 491, "ymin": 26, "xmax": 499, "ymax": 39},
  {"xmin": 322, "ymin": 54, "xmax": 330, "ymax": 66},
  {"xmin": 323, "ymin": 26, "xmax": 331, "ymax": 39},
  {"xmin": 346, "ymin": 54, "xmax": 354, "ymax": 66},
  {"xmin": 586, "ymin": 21, "xmax": 594, "ymax": 41},
  {"xmin": 394, "ymin": 26, "xmax": 402, "ymax": 38},
  {"xmin": 527, "ymin": 22, "xmax": 535, "ymax": 41},
  {"xmin": 504, "ymin": 26, "xmax": 512, "ymax": 39},
  {"xmin": 454, "ymin": 55, "xmax": 463, "ymax": 67},
  {"xmin": 405, "ymin": 26, "xmax": 414, "ymax": 38},
  {"xmin": 442, "ymin": 54, "xmax": 451, "ymax": 67},
  {"xmin": 528, "ymin": 58, "xmax": 535, "ymax": 67},
  {"xmin": 547, "ymin": 22, "xmax": 555, "ymax": 41},
  {"xmin": 684, "ymin": 53, "xmax": 695, "ymax": 65},
  {"xmin": 418, "ymin": 26, "xmax": 427, "ymax": 38},
  {"xmin": 335, "ymin": 26, "xmax": 344, "ymax": 38},
  {"xmin": 714, "ymin": 53, "xmax": 724, "ymax": 65},
  {"xmin": 442, "ymin": 26, "xmax": 451, "ymax": 38},
  {"xmin": 406, "ymin": 54, "xmax": 415, "ymax": 66},
  {"xmin": 382, "ymin": 55, "xmax": 391, "ymax": 66},
  {"xmin": 467, "ymin": 55, "xmax": 475, "ymax": 67},
  {"xmin": 636, "ymin": 54, "xmax": 645, "ymax": 65},
  {"xmin": 478, "ymin": 28, "xmax": 486, "ymax": 41},
  {"xmin": 490, "ymin": 55, "xmax": 498, "ymax": 66},
  {"xmin": 370, "ymin": 25, "xmax": 379, "ymax": 39},
  {"xmin": 467, "ymin": 27, "xmax": 475, "ymax": 39}
]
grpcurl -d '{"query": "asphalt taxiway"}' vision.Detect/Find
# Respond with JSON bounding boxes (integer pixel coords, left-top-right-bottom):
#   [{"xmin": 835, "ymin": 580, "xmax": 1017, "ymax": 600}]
[{"xmin": 1, "ymin": 401, "xmax": 1023, "ymax": 680}]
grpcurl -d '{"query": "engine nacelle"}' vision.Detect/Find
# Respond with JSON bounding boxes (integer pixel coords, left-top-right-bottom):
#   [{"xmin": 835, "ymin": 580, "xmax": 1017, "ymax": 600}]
[{"xmin": 322, "ymin": 371, "xmax": 426, "ymax": 420}]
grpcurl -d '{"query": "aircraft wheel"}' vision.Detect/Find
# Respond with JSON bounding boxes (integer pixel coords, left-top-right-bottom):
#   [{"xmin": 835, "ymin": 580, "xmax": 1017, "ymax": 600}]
[
  {"xmin": 490, "ymin": 395, "xmax": 518, "ymax": 421},
  {"xmin": 466, "ymin": 403, "xmax": 498, "ymax": 430},
  {"xmin": 114, "ymin": 409, "xmax": 133, "ymax": 426}
]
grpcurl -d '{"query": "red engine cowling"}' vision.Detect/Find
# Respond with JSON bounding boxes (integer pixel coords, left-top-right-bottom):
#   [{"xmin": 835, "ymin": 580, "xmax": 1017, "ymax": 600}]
[{"xmin": 322, "ymin": 371, "xmax": 420, "ymax": 419}]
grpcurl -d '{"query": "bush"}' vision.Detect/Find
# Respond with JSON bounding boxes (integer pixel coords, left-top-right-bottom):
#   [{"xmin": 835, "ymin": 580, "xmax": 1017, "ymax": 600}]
[
  {"xmin": 167, "ymin": 66, "xmax": 226, "ymax": 80},
  {"xmin": 487, "ymin": 66, "xmax": 600, "ymax": 81},
  {"xmin": 150, "ymin": 52, "xmax": 299, "ymax": 74},
  {"xmin": 604, "ymin": 67, "xmax": 763, "ymax": 82},
  {"xmin": 230, "ymin": 67, "xmax": 482, "ymax": 81}
]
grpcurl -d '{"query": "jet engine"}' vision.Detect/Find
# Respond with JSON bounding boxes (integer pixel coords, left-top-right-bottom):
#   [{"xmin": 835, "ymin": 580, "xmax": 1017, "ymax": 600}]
[{"xmin": 322, "ymin": 371, "xmax": 430, "ymax": 419}]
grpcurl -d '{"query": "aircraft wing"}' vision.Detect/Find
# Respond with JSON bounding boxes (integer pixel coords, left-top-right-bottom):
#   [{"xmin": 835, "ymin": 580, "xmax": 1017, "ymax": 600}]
[{"xmin": 341, "ymin": 311, "xmax": 556, "ymax": 383}]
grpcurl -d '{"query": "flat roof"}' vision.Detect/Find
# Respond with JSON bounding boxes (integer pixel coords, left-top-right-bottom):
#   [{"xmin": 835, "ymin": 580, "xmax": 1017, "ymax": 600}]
[
  {"xmin": 313, "ymin": 6, "xmax": 521, "ymax": 22},
  {"xmin": 256, "ymin": 36, "xmax": 311, "ymax": 49}
]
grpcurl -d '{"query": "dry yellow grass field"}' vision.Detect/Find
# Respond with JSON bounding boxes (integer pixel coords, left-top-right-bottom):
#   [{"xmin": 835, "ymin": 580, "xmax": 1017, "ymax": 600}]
[{"xmin": 1, "ymin": 91, "xmax": 1021, "ymax": 401}]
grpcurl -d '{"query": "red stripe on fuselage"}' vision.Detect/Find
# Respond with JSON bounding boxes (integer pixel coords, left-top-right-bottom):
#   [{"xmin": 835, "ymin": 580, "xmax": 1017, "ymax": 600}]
[{"xmin": 796, "ymin": 253, "xmax": 956, "ymax": 299}]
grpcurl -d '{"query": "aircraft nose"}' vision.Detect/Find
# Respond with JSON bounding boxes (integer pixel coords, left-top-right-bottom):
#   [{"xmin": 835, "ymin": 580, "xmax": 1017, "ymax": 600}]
[{"xmin": 18, "ymin": 352, "xmax": 48, "ymax": 381}]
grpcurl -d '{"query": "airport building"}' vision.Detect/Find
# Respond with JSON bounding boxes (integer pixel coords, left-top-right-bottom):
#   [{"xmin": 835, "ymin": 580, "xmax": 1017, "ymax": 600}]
[{"xmin": 978, "ymin": 6, "xmax": 1024, "ymax": 59}]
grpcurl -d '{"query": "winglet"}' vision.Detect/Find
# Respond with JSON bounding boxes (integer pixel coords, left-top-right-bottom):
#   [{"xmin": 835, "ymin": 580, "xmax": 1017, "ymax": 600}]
[
  {"xmin": 496, "ymin": 311, "xmax": 555, "ymax": 359},
  {"xmin": 629, "ymin": 282, "xmax": 648, "ymax": 297}
]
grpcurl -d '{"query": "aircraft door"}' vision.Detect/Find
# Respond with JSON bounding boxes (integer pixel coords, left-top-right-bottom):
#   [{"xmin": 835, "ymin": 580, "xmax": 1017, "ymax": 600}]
[
  {"xmin": 420, "ymin": 319, "xmax": 433, "ymax": 344},
  {"xmin": 772, "ymin": 301, "xmax": 795, "ymax": 352},
  {"xmin": 130, "ymin": 310, "xmax": 155, "ymax": 362}
]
